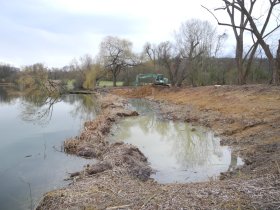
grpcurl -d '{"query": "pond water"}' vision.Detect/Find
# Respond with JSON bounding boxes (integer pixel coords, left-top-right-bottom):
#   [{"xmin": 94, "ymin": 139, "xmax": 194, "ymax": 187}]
[
  {"xmin": 0, "ymin": 88, "xmax": 98, "ymax": 210},
  {"xmin": 110, "ymin": 99, "xmax": 243, "ymax": 183}
]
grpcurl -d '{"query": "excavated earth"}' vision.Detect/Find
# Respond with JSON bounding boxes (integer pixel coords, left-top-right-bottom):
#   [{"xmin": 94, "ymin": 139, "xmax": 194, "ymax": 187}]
[{"xmin": 37, "ymin": 85, "xmax": 280, "ymax": 210}]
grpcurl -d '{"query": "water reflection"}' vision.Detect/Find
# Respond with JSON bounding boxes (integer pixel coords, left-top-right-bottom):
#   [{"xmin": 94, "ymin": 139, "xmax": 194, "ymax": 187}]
[
  {"xmin": 0, "ymin": 87, "xmax": 8, "ymax": 102},
  {"xmin": 0, "ymin": 87, "xmax": 17, "ymax": 104},
  {"xmin": 111, "ymin": 115, "xmax": 242, "ymax": 183},
  {"xmin": 0, "ymin": 90, "xmax": 98, "ymax": 210},
  {"xmin": 128, "ymin": 98, "xmax": 155, "ymax": 115},
  {"xmin": 0, "ymin": 87, "xmax": 100, "ymax": 125},
  {"xmin": 19, "ymin": 93, "xmax": 99, "ymax": 125},
  {"xmin": 20, "ymin": 95, "xmax": 61, "ymax": 125},
  {"xmin": 65, "ymin": 94, "xmax": 100, "ymax": 123}
]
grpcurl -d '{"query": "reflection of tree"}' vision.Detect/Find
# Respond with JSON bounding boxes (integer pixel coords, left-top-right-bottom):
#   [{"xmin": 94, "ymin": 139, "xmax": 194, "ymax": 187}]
[
  {"xmin": 116, "ymin": 115, "xmax": 225, "ymax": 169},
  {"xmin": 157, "ymin": 121, "xmax": 226, "ymax": 168},
  {"xmin": 113, "ymin": 120, "xmax": 133, "ymax": 141},
  {"xmin": 0, "ymin": 87, "xmax": 18, "ymax": 104},
  {"xmin": 129, "ymin": 98, "xmax": 154, "ymax": 115},
  {"xmin": 20, "ymin": 92, "xmax": 99, "ymax": 125},
  {"xmin": 20, "ymin": 92, "xmax": 61, "ymax": 125},
  {"xmin": 69, "ymin": 94, "xmax": 99, "ymax": 122},
  {"xmin": 134, "ymin": 116, "xmax": 170, "ymax": 137},
  {"xmin": 139, "ymin": 116, "xmax": 156, "ymax": 135},
  {"xmin": 166, "ymin": 123, "xmax": 224, "ymax": 168},
  {"xmin": 0, "ymin": 87, "xmax": 8, "ymax": 103},
  {"xmin": 155, "ymin": 121, "xmax": 174, "ymax": 140},
  {"xmin": 129, "ymin": 99, "xmax": 173, "ymax": 136}
]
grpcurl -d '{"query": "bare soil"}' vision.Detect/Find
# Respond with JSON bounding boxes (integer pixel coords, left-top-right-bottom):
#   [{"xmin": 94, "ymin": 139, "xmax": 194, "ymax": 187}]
[{"xmin": 36, "ymin": 85, "xmax": 280, "ymax": 210}]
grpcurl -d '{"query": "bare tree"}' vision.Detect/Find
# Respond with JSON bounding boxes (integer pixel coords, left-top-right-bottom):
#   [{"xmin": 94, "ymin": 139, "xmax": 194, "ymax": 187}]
[
  {"xmin": 80, "ymin": 54, "xmax": 94, "ymax": 73},
  {"xmin": 277, "ymin": 40, "xmax": 280, "ymax": 74},
  {"xmin": 99, "ymin": 36, "xmax": 137, "ymax": 87},
  {"xmin": 141, "ymin": 41, "xmax": 180, "ymax": 86},
  {"xmin": 69, "ymin": 58, "xmax": 85, "ymax": 89},
  {"xmin": 69, "ymin": 55, "xmax": 94, "ymax": 89},
  {"xmin": 216, "ymin": 0, "xmax": 258, "ymax": 84},
  {"xmin": 204, "ymin": 0, "xmax": 280, "ymax": 84},
  {"xmin": 142, "ymin": 20, "xmax": 223, "ymax": 87},
  {"xmin": 175, "ymin": 19, "xmax": 221, "ymax": 86},
  {"xmin": 143, "ymin": 42, "xmax": 158, "ymax": 71},
  {"xmin": 156, "ymin": 41, "xmax": 178, "ymax": 86}
]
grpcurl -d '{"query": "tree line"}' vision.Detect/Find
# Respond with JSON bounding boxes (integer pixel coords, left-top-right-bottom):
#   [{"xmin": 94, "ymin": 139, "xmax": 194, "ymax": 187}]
[{"xmin": 1, "ymin": 0, "xmax": 280, "ymax": 89}]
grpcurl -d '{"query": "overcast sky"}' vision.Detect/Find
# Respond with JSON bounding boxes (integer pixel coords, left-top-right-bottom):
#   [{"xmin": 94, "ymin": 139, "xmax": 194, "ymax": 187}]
[{"xmin": 0, "ymin": 0, "xmax": 278, "ymax": 68}]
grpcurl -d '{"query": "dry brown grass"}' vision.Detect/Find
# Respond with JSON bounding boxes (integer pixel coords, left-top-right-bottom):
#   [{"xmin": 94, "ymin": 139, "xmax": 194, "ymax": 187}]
[{"xmin": 113, "ymin": 85, "xmax": 280, "ymax": 119}]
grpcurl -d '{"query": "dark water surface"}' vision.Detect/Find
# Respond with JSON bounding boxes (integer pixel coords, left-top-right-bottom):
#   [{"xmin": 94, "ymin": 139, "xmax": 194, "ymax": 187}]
[{"xmin": 0, "ymin": 88, "xmax": 98, "ymax": 210}]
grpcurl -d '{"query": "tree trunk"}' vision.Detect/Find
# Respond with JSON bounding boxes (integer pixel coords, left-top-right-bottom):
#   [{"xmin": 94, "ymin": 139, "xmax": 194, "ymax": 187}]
[
  {"xmin": 176, "ymin": 59, "xmax": 188, "ymax": 87},
  {"xmin": 276, "ymin": 40, "xmax": 280, "ymax": 82},
  {"xmin": 242, "ymin": 43, "xmax": 259, "ymax": 84},
  {"xmin": 242, "ymin": 6, "xmax": 279, "ymax": 85},
  {"xmin": 169, "ymin": 73, "xmax": 175, "ymax": 87},
  {"xmin": 112, "ymin": 72, "xmax": 117, "ymax": 87},
  {"xmin": 271, "ymin": 58, "xmax": 279, "ymax": 85},
  {"xmin": 257, "ymin": 43, "xmax": 278, "ymax": 85},
  {"xmin": 237, "ymin": 60, "xmax": 245, "ymax": 84},
  {"xmin": 236, "ymin": 36, "xmax": 245, "ymax": 85},
  {"xmin": 260, "ymin": 43, "xmax": 279, "ymax": 85},
  {"xmin": 166, "ymin": 63, "xmax": 175, "ymax": 87}
]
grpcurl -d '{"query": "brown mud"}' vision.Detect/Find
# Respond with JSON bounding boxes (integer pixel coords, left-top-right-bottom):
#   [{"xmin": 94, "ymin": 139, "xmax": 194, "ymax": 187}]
[{"xmin": 37, "ymin": 85, "xmax": 280, "ymax": 210}]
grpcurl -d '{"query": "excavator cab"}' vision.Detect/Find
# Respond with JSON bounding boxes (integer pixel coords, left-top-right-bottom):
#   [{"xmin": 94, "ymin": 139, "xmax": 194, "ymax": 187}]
[
  {"xmin": 155, "ymin": 74, "xmax": 164, "ymax": 85},
  {"xmin": 135, "ymin": 73, "xmax": 168, "ymax": 86},
  {"xmin": 154, "ymin": 74, "xmax": 168, "ymax": 85}
]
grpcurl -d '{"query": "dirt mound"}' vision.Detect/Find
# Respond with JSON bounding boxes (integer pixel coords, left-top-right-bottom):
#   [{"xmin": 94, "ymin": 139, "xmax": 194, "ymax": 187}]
[
  {"xmin": 64, "ymin": 94, "xmax": 138, "ymax": 158},
  {"xmin": 71, "ymin": 142, "xmax": 153, "ymax": 182},
  {"xmin": 102, "ymin": 142, "xmax": 152, "ymax": 181},
  {"xmin": 86, "ymin": 161, "xmax": 112, "ymax": 175},
  {"xmin": 61, "ymin": 93, "xmax": 152, "ymax": 182}
]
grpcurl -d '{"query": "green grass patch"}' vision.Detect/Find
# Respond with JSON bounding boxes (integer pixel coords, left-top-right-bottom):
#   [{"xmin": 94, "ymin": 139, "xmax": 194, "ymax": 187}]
[
  {"xmin": 98, "ymin": 80, "xmax": 124, "ymax": 87},
  {"xmin": 65, "ymin": 79, "xmax": 75, "ymax": 90}
]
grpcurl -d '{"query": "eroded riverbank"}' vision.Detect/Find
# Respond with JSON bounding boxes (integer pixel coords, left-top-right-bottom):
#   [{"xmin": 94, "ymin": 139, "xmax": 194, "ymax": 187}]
[{"xmin": 37, "ymin": 85, "xmax": 280, "ymax": 210}]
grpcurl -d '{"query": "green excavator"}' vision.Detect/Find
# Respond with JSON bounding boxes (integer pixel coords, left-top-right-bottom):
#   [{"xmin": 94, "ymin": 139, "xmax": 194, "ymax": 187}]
[{"xmin": 135, "ymin": 73, "xmax": 169, "ymax": 86}]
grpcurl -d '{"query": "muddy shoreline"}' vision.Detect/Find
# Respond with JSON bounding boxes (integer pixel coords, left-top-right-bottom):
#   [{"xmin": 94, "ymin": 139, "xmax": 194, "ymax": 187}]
[{"xmin": 37, "ymin": 85, "xmax": 280, "ymax": 210}]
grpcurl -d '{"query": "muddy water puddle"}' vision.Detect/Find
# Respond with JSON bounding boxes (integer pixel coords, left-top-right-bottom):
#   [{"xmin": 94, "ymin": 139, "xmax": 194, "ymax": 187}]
[{"xmin": 110, "ymin": 99, "xmax": 243, "ymax": 183}]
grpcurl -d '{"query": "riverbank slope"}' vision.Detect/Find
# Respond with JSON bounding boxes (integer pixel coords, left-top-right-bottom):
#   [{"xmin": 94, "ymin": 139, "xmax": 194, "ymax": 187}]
[{"xmin": 37, "ymin": 85, "xmax": 280, "ymax": 210}]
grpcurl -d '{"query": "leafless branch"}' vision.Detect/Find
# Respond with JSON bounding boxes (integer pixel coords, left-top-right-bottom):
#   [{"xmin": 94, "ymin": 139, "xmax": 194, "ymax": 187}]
[{"xmin": 201, "ymin": 5, "xmax": 254, "ymax": 32}]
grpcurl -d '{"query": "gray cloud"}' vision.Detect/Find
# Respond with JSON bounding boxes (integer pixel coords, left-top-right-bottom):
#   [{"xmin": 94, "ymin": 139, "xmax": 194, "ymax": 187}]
[
  {"xmin": 3, "ymin": 0, "xmax": 145, "ymax": 34},
  {"xmin": 0, "ymin": 0, "xmax": 146, "ymax": 66}
]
